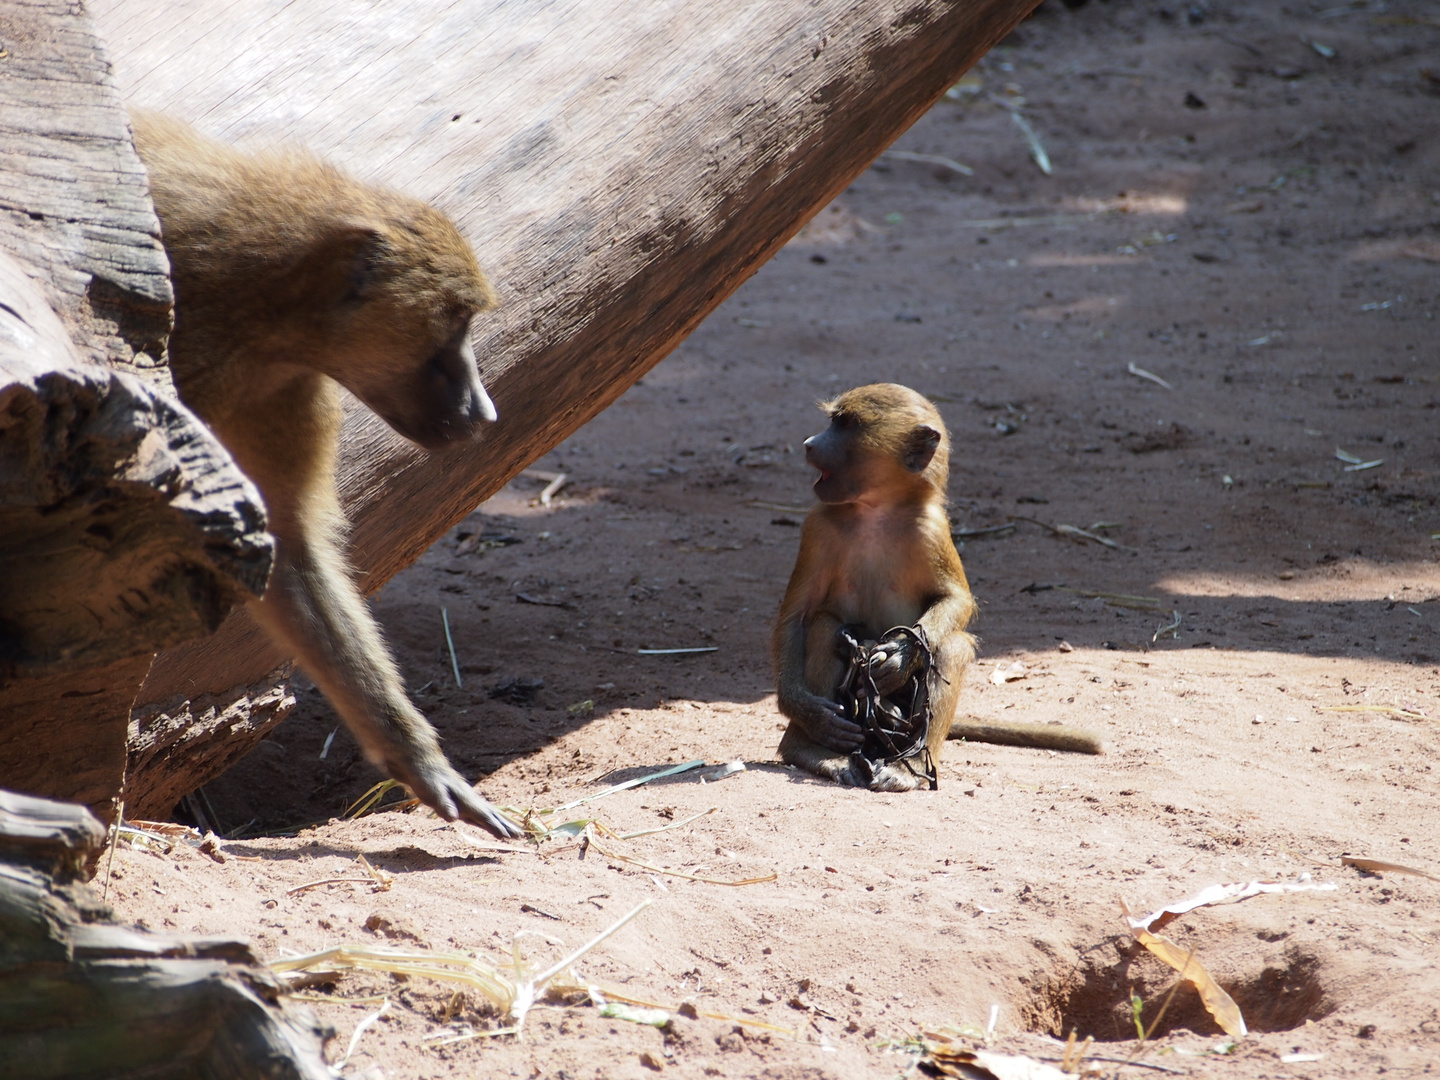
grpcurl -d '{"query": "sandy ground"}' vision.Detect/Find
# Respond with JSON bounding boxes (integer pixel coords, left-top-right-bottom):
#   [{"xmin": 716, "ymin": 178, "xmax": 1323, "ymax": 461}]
[{"xmin": 105, "ymin": 1, "xmax": 1440, "ymax": 1076}]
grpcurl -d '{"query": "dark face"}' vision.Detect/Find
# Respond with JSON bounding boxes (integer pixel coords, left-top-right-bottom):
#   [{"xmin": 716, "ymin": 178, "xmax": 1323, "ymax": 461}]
[
  {"xmin": 805, "ymin": 414, "xmax": 871, "ymax": 504},
  {"xmin": 804, "ymin": 407, "xmax": 942, "ymax": 505},
  {"xmin": 367, "ymin": 322, "xmax": 497, "ymax": 451}
]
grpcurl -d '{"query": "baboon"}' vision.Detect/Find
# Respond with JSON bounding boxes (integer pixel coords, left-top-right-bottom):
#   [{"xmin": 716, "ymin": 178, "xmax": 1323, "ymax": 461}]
[
  {"xmin": 773, "ymin": 383, "xmax": 1099, "ymax": 792},
  {"xmin": 133, "ymin": 112, "xmax": 521, "ymax": 838}
]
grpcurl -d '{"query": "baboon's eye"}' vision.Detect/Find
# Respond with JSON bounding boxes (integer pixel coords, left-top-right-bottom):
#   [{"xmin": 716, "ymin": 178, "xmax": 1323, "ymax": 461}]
[{"xmin": 831, "ymin": 412, "xmax": 854, "ymax": 430}]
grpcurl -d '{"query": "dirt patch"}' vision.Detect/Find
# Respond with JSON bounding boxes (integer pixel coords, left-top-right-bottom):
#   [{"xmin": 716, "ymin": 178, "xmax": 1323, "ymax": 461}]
[
  {"xmin": 108, "ymin": 1, "xmax": 1440, "ymax": 1076},
  {"xmin": 1026, "ymin": 938, "xmax": 1335, "ymax": 1042}
]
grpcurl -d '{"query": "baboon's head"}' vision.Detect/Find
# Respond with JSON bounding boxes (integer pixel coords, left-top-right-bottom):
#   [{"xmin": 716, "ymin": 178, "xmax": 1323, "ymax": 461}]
[
  {"xmin": 315, "ymin": 198, "xmax": 500, "ymax": 451},
  {"xmin": 804, "ymin": 383, "xmax": 949, "ymax": 506}
]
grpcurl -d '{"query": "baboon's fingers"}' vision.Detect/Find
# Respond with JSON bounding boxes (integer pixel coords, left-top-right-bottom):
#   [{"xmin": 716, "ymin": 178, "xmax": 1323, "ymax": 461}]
[
  {"xmin": 811, "ymin": 706, "xmax": 865, "ymax": 752},
  {"xmin": 868, "ymin": 652, "xmax": 911, "ymax": 696},
  {"xmin": 449, "ymin": 784, "xmax": 525, "ymax": 840},
  {"xmin": 405, "ymin": 759, "xmax": 524, "ymax": 839}
]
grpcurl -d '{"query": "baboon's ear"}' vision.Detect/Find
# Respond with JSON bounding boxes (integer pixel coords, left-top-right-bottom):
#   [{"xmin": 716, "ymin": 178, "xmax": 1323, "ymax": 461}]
[
  {"xmin": 902, "ymin": 424, "xmax": 941, "ymax": 473},
  {"xmin": 324, "ymin": 222, "xmax": 383, "ymax": 303}
]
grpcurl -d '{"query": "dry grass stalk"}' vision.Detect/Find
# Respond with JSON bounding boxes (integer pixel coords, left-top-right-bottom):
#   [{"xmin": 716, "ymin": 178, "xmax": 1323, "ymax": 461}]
[
  {"xmin": 882, "ymin": 149, "xmax": 974, "ymax": 176},
  {"xmin": 274, "ymin": 899, "xmax": 653, "ymax": 1035},
  {"xmin": 520, "ymin": 468, "xmax": 568, "ymax": 506},
  {"xmin": 101, "ymin": 800, "xmax": 124, "ymax": 902},
  {"xmin": 1319, "ymin": 704, "xmax": 1429, "ymax": 721},
  {"xmin": 286, "ymin": 854, "xmax": 394, "ymax": 896},
  {"xmin": 442, "ymin": 606, "xmax": 463, "ymax": 688},
  {"xmin": 341, "ymin": 999, "xmax": 390, "ymax": 1067},
  {"xmin": 1127, "ymin": 361, "xmax": 1173, "ymax": 390},
  {"xmin": 585, "ymin": 825, "xmax": 777, "ymax": 887}
]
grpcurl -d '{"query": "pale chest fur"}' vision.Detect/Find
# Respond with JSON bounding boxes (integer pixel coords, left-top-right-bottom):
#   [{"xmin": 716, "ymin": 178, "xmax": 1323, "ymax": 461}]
[{"xmin": 810, "ymin": 506, "xmax": 941, "ymax": 633}]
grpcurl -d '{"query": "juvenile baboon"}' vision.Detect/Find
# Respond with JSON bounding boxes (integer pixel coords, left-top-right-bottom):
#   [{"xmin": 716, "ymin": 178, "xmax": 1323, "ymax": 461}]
[
  {"xmin": 774, "ymin": 383, "xmax": 1099, "ymax": 792},
  {"xmin": 133, "ymin": 112, "xmax": 521, "ymax": 838}
]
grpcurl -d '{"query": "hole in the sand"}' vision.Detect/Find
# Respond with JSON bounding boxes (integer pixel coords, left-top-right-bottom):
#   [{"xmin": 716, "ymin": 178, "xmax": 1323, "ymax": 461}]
[{"xmin": 1022, "ymin": 940, "xmax": 1334, "ymax": 1042}]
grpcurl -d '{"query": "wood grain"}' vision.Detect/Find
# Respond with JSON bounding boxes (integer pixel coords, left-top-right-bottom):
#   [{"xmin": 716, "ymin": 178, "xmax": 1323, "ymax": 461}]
[
  {"xmin": 93, "ymin": 0, "xmax": 1041, "ymax": 815},
  {"xmin": 0, "ymin": 0, "xmax": 272, "ymax": 819},
  {"xmin": 0, "ymin": 0, "xmax": 172, "ymax": 383},
  {"xmin": 0, "ymin": 245, "xmax": 268, "ymax": 818},
  {"xmin": 0, "ymin": 249, "xmax": 272, "ymax": 678}
]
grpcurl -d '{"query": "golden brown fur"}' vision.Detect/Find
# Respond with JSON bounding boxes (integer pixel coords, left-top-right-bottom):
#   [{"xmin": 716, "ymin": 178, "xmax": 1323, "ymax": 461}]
[
  {"xmin": 133, "ymin": 112, "xmax": 520, "ymax": 838},
  {"xmin": 772, "ymin": 384, "xmax": 1100, "ymax": 791},
  {"xmin": 773, "ymin": 384, "xmax": 977, "ymax": 791}
]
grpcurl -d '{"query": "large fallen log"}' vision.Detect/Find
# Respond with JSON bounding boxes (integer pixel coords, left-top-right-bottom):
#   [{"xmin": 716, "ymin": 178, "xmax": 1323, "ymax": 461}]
[
  {"xmin": 0, "ymin": 788, "xmax": 331, "ymax": 1079},
  {"xmin": 94, "ymin": 0, "xmax": 1041, "ymax": 818},
  {"xmin": 0, "ymin": 0, "xmax": 272, "ymax": 819},
  {"xmin": 0, "ymin": 251, "xmax": 271, "ymax": 680}
]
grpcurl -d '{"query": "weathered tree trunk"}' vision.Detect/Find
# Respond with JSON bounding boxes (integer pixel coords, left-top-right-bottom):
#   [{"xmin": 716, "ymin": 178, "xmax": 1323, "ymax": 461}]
[
  {"xmin": 0, "ymin": 251, "xmax": 271, "ymax": 679},
  {"xmin": 0, "ymin": 788, "xmax": 331, "ymax": 1079},
  {"xmin": 0, "ymin": 0, "xmax": 272, "ymax": 820},
  {"xmin": 92, "ymin": 0, "xmax": 1042, "ymax": 818}
]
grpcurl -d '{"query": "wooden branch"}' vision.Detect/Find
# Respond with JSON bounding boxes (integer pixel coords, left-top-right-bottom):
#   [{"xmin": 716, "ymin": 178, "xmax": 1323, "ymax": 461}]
[
  {"xmin": 0, "ymin": 654, "xmax": 155, "ymax": 818},
  {"xmin": 0, "ymin": 787, "xmax": 105, "ymax": 877},
  {"xmin": 0, "ymin": 789, "xmax": 330, "ymax": 1079},
  {"xmin": 94, "ymin": 0, "xmax": 1041, "ymax": 816}
]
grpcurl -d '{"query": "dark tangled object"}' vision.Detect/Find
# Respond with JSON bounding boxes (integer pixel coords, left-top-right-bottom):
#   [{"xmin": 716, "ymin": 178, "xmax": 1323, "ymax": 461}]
[{"xmin": 835, "ymin": 623, "xmax": 941, "ymax": 790}]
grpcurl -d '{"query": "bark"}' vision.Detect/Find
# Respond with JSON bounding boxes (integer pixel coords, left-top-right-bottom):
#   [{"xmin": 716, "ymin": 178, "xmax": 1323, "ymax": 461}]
[
  {"xmin": 0, "ymin": 0, "xmax": 272, "ymax": 821},
  {"xmin": 0, "ymin": 788, "xmax": 332, "ymax": 1080}
]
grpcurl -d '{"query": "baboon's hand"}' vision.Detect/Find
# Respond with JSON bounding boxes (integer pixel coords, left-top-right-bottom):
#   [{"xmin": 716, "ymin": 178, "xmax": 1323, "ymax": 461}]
[
  {"xmin": 792, "ymin": 691, "xmax": 864, "ymax": 752},
  {"xmin": 868, "ymin": 630, "xmax": 922, "ymax": 696},
  {"xmin": 397, "ymin": 756, "xmax": 524, "ymax": 839}
]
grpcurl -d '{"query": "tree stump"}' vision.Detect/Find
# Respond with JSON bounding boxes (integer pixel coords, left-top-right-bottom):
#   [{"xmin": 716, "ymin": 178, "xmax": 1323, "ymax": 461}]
[
  {"xmin": 92, "ymin": 0, "xmax": 1042, "ymax": 817},
  {"xmin": 0, "ymin": 788, "xmax": 332, "ymax": 1079}
]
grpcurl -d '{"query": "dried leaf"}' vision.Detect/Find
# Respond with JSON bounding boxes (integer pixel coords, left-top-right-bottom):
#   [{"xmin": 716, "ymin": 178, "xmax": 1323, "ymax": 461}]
[
  {"xmin": 990, "ymin": 661, "xmax": 1029, "ymax": 685},
  {"xmin": 1127, "ymin": 878, "xmax": 1337, "ymax": 934},
  {"xmin": 1120, "ymin": 897, "xmax": 1250, "ymax": 1037},
  {"xmin": 1129, "ymin": 924, "xmax": 1246, "ymax": 1039},
  {"xmin": 701, "ymin": 760, "xmax": 746, "ymax": 782},
  {"xmin": 925, "ymin": 1045, "xmax": 1077, "ymax": 1080},
  {"xmin": 600, "ymin": 1002, "xmax": 671, "ymax": 1027},
  {"xmin": 1341, "ymin": 856, "xmax": 1440, "ymax": 882}
]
